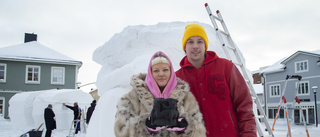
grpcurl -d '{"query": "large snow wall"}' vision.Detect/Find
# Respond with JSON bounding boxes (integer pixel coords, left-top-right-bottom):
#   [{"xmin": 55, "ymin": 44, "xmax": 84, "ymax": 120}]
[{"xmin": 9, "ymin": 89, "xmax": 93, "ymax": 130}]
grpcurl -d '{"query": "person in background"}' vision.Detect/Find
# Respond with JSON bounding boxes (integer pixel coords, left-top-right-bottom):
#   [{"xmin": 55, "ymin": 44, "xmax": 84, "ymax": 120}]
[
  {"xmin": 86, "ymin": 100, "xmax": 96, "ymax": 124},
  {"xmin": 44, "ymin": 104, "xmax": 56, "ymax": 137},
  {"xmin": 176, "ymin": 23, "xmax": 256, "ymax": 137},
  {"xmin": 114, "ymin": 51, "xmax": 206, "ymax": 137},
  {"xmin": 63, "ymin": 102, "xmax": 81, "ymax": 134}
]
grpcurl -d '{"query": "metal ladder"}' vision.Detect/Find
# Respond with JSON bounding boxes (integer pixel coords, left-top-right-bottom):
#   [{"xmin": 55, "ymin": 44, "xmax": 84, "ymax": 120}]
[
  {"xmin": 67, "ymin": 119, "xmax": 87, "ymax": 137},
  {"xmin": 204, "ymin": 3, "xmax": 274, "ymax": 137},
  {"xmin": 67, "ymin": 109, "xmax": 86, "ymax": 137}
]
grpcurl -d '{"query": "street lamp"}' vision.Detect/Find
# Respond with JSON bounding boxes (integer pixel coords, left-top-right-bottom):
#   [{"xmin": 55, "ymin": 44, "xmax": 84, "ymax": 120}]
[{"xmin": 312, "ymin": 86, "xmax": 318, "ymax": 127}]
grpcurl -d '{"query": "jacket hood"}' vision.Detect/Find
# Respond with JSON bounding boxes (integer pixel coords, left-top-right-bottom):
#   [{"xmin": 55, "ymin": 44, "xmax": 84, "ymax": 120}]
[
  {"xmin": 179, "ymin": 51, "xmax": 219, "ymax": 68},
  {"xmin": 145, "ymin": 51, "xmax": 177, "ymax": 98}
]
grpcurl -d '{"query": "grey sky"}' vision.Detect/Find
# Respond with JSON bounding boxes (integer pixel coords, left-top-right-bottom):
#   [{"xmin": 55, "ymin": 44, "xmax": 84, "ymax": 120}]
[{"xmin": 1, "ymin": 0, "xmax": 319, "ymax": 91}]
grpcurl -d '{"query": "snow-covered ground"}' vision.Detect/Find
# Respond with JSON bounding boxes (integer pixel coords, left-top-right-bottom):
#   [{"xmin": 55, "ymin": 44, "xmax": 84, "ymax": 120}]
[
  {"xmin": 259, "ymin": 119, "xmax": 320, "ymax": 137},
  {"xmin": 0, "ymin": 115, "xmax": 85, "ymax": 137},
  {"xmin": 1, "ymin": 116, "xmax": 319, "ymax": 137}
]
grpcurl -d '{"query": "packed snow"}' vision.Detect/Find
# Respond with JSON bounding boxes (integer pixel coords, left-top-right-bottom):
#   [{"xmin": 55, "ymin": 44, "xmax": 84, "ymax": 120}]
[{"xmin": 1, "ymin": 22, "xmax": 320, "ymax": 137}]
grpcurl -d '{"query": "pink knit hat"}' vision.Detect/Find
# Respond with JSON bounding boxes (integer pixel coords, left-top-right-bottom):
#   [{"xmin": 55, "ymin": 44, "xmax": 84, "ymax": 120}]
[{"xmin": 145, "ymin": 51, "xmax": 177, "ymax": 98}]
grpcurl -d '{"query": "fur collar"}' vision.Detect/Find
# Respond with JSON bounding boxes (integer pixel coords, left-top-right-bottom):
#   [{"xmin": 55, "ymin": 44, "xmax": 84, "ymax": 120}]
[{"xmin": 130, "ymin": 73, "xmax": 190, "ymax": 113}]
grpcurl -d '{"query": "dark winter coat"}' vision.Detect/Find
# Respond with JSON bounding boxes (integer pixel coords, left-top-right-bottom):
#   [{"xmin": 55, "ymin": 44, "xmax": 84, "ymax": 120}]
[
  {"xmin": 86, "ymin": 102, "xmax": 96, "ymax": 124},
  {"xmin": 66, "ymin": 105, "xmax": 81, "ymax": 120},
  {"xmin": 44, "ymin": 107, "xmax": 56, "ymax": 130},
  {"xmin": 114, "ymin": 73, "xmax": 206, "ymax": 137},
  {"xmin": 176, "ymin": 51, "xmax": 256, "ymax": 137}
]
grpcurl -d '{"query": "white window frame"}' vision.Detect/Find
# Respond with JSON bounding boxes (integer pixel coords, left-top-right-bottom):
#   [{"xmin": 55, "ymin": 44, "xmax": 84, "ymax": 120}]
[
  {"xmin": 295, "ymin": 60, "xmax": 309, "ymax": 73},
  {"xmin": 25, "ymin": 65, "xmax": 41, "ymax": 84},
  {"xmin": 51, "ymin": 66, "xmax": 65, "ymax": 85},
  {"xmin": 270, "ymin": 84, "xmax": 281, "ymax": 97},
  {"xmin": 0, "ymin": 63, "xmax": 6, "ymax": 83},
  {"xmin": 297, "ymin": 81, "xmax": 310, "ymax": 95}
]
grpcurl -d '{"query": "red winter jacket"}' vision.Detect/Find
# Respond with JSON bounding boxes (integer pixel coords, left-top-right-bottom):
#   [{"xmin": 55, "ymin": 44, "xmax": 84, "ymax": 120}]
[{"xmin": 176, "ymin": 51, "xmax": 256, "ymax": 137}]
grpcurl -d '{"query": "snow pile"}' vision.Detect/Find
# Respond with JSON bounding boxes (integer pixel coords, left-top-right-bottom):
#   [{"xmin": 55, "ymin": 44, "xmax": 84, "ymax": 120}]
[
  {"xmin": 88, "ymin": 21, "xmax": 250, "ymax": 136},
  {"xmin": 9, "ymin": 89, "xmax": 93, "ymax": 130}
]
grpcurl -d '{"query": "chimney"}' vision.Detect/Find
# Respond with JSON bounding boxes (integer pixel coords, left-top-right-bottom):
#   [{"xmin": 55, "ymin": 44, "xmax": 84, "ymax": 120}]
[{"xmin": 24, "ymin": 33, "xmax": 37, "ymax": 43}]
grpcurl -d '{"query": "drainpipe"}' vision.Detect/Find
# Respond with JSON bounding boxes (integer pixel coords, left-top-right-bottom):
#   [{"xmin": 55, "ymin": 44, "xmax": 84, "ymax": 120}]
[{"xmin": 261, "ymin": 73, "xmax": 267, "ymax": 115}]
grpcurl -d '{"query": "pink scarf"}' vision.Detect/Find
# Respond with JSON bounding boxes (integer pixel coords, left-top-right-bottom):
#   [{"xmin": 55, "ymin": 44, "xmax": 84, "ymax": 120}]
[{"xmin": 145, "ymin": 51, "xmax": 177, "ymax": 99}]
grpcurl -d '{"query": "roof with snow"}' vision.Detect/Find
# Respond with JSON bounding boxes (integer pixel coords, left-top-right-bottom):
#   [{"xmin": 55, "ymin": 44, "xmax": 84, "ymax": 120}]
[
  {"xmin": 282, "ymin": 50, "xmax": 320, "ymax": 64},
  {"xmin": 260, "ymin": 50, "xmax": 320, "ymax": 74},
  {"xmin": 0, "ymin": 41, "xmax": 82, "ymax": 66}
]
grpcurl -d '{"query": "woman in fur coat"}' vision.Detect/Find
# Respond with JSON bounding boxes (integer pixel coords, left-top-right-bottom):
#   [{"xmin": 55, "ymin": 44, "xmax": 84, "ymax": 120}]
[{"xmin": 114, "ymin": 51, "xmax": 206, "ymax": 137}]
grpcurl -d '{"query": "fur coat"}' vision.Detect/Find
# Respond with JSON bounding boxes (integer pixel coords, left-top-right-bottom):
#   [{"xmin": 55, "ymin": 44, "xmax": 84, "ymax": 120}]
[{"xmin": 114, "ymin": 73, "xmax": 206, "ymax": 137}]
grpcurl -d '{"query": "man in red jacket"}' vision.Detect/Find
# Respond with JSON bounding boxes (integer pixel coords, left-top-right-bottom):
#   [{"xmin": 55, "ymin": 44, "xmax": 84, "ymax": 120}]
[{"xmin": 176, "ymin": 23, "xmax": 256, "ymax": 137}]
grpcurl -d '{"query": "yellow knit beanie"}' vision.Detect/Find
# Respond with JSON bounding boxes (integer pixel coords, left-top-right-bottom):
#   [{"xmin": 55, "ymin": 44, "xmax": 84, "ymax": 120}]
[{"xmin": 182, "ymin": 23, "xmax": 209, "ymax": 51}]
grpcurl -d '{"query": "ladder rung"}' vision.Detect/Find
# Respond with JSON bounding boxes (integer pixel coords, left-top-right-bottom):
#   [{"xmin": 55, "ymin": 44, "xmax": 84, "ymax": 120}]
[
  {"xmin": 252, "ymin": 97, "xmax": 259, "ymax": 101},
  {"xmin": 244, "ymin": 79, "xmax": 250, "ymax": 84},
  {"xmin": 255, "ymin": 97, "xmax": 262, "ymax": 102},
  {"xmin": 256, "ymin": 115, "xmax": 265, "ymax": 119},
  {"xmin": 232, "ymin": 61, "xmax": 243, "ymax": 67},
  {"xmin": 251, "ymin": 96, "xmax": 257, "ymax": 100},
  {"xmin": 211, "ymin": 14, "xmax": 222, "ymax": 22},
  {"xmin": 218, "ymin": 30, "xmax": 229, "ymax": 36},
  {"xmin": 225, "ymin": 45, "xmax": 236, "ymax": 51}
]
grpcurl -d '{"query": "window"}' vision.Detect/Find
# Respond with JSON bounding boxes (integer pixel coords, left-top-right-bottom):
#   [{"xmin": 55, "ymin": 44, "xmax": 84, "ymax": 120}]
[
  {"xmin": 25, "ymin": 65, "xmax": 40, "ymax": 84},
  {"xmin": 268, "ymin": 108, "xmax": 284, "ymax": 119},
  {"xmin": 270, "ymin": 84, "xmax": 281, "ymax": 97},
  {"xmin": 294, "ymin": 108, "xmax": 314, "ymax": 124},
  {"xmin": 0, "ymin": 98, "xmax": 3, "ymax": 116},
  {"xmin": 297, "ymin": 81, "xmax": 309, "ymax": 95},
  {"xmin": 308, "ymin": 109, "xmax": 315, "ymax": 124},
  {"xmin": 295, "ymin": 60, "xmax": 308, "ymax": 73},
  {"xmin": 0, "ymin": 63, "xmax": 6, "ymax": 83},
  {"xmin": 51, "ymin": 67, "xmax": 65, "ymax": 85}
]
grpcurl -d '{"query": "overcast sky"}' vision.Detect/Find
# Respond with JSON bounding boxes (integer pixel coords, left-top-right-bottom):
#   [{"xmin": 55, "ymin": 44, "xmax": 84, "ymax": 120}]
[{"xmin": 1, "ymin": 0, "xmax": 319, "ymax": 92}]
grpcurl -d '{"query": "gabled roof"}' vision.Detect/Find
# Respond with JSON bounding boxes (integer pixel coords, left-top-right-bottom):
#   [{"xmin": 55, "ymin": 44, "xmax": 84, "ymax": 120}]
[
  {"xmin": 281, "ymin": 50, "xmax": 320, "ymax": 64},
  {"xmin": 260, "ymin": 50, "xmax": 320, "ymax": 74},
  {"xmin": 0, "ymin": 41, "xmax": 82, "ymax": 67}
]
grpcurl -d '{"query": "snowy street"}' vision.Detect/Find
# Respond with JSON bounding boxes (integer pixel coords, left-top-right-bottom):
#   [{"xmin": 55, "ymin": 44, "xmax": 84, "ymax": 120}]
[
  {"xmin": 1, "ymin": 115, "xmax": 319, "ymax": 137},
  {"xmin": 0, "ymin": 116, "xmax": 86, "ymax": 137},
  {"xmin": 260, "ymin": 119, "xmax": 320, "ymax": 137}
]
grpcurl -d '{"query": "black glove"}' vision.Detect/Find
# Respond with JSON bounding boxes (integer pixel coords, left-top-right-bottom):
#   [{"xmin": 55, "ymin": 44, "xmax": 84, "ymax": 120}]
[
  {"xmin": 150, "ymin": 98, "xmax": 179, "ymax": 127},
  {"xmin": 166, "ymin": 118, "xmax": 188, "ymax": 132},
  {"xmin": 146, "ymin": 117, "xmax": 165, "ymax": 132}
]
